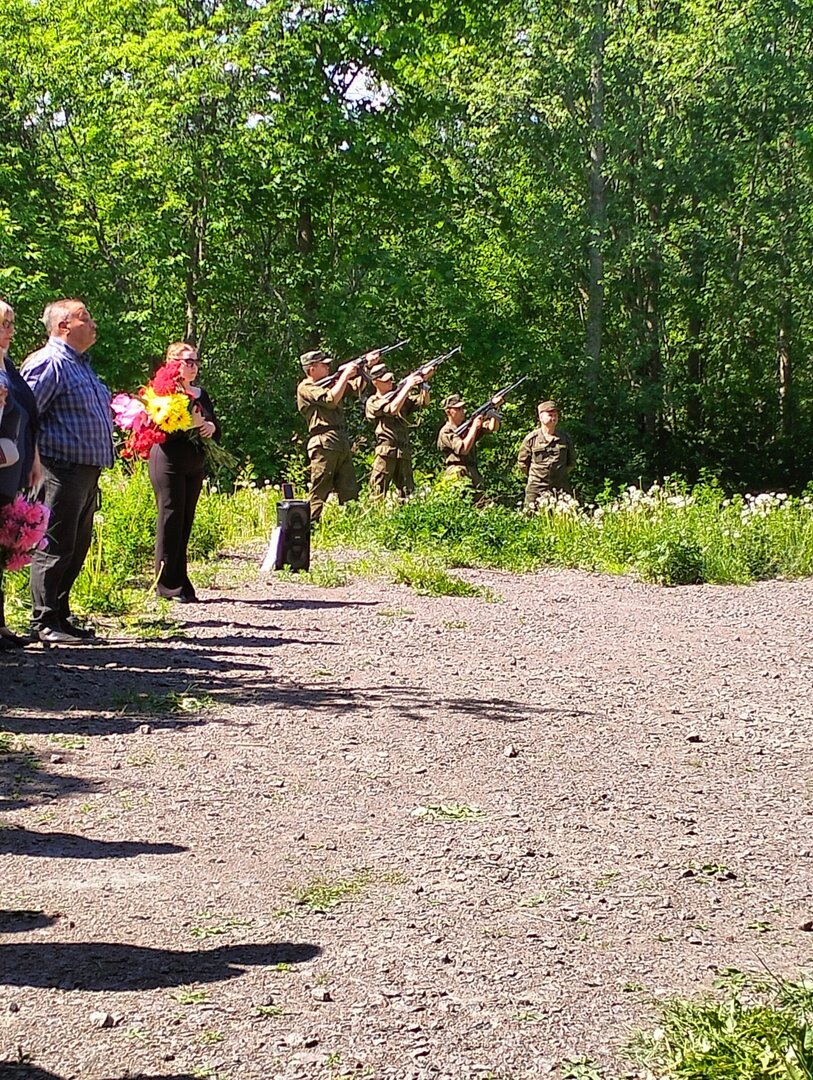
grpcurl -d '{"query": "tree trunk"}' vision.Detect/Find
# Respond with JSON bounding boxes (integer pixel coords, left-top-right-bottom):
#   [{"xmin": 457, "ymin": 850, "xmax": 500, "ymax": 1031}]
[
  {"xmin": 185, "ymin": 191, "xmax": 206, "ymax": 344},
  {"xmin": 296, "ymin": 200, "xmax": 320, "ymax": 348},
  {"xmin": 585, "ymin": 0, "xmax": 606, "ymax": 407},
  {"xmin": 685, "ymin": 239, "xmax": 705, "ymax": 433},
  {"xmin": 777, "ymin": 289, "xmax": 792, "ymax": 439}
]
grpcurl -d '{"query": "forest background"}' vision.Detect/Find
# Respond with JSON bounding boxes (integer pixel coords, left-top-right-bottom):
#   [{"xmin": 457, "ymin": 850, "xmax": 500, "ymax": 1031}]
[{"xmin": 0, "ymin": 0, "xmax": 811, "ymax": 499}]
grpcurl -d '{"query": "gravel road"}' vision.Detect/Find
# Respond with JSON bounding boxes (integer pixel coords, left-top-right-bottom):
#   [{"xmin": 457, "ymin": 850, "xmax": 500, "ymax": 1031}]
[{"xmin": 1, "ymin": 562, "xmax": 812, "ymax": 1080}]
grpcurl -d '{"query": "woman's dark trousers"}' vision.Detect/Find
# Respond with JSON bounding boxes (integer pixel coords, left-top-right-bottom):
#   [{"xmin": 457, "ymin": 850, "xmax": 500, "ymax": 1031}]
[{"xmin": 149, "ymin": 446, "xmax": 204, "ymax": 599}]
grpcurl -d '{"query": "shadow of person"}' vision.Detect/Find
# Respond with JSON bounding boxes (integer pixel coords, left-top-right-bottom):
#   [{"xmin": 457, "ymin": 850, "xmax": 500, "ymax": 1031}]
[
  {"xmin": 0, "ymin": 940, "xmax": 321, "ymax": 990},
  {"xmin": 0, "ymin": 1068, "xmax": 201, "ymax": 1080},
  {"xmin": 0, "ymin": 1067, "xmax": 63, "ymax": 1080},
  {"xmin": 0, "ymin": 828, "xmax": 188, "ymax": 859},
  {"xmin": 0, "ymin": 910, "xmax": 58, "ymax": 933}
]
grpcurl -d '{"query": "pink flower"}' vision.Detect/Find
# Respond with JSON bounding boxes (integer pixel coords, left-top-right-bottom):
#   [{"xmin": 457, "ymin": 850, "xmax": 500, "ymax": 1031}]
[
  {"xmin": 0, "ymin": 496, "xmax": 50, "ymax": 571},
  {"xmin": 111, "ymin": 393, "xmax": 147, "ymax": 431}
]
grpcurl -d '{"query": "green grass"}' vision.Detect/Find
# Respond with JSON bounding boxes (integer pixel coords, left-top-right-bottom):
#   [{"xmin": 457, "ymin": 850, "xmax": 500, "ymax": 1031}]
[
  {"xmin": 292, "ymin": 870, "xmax": 372, "ymax": 912},
  {"xmin": 4, "ymin": 473, "xmax": 812, "ymax": 631},
  {"xmin": 316, "ymin": 478, "xmax": 813, "ymax": 587},
  {"xmin": 113, "ymin": 685, "xmax": 214, "ymax": 715},
  {"xmin": 627, "ymin": 972, "xmax": 813, "ymax": 1079},
  {"xmin": 1, "ymin": 462, "xmax": 278, "ymax": 625},
  {"xmin": 411, "ymin": 802, "xmax": 484, "ymax": 822}
]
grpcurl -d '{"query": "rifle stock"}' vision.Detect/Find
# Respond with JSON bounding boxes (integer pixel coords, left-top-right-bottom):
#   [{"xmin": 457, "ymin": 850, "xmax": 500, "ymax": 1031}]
[{"xmin": 453, "ymin": 374, "xmax": 529, "ymax": 436}]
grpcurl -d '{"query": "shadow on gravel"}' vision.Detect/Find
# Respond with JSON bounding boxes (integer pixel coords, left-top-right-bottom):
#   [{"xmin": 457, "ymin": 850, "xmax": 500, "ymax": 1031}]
[
  {"xmin": 237, "ymin": 681, "xmax": 597, "ymax": 726},
  {"xmin": 4, "ymin": 714, "xmax": 205, "ymax": 737},
  {"xmin": 0, "ymin": 827, "xmax": 188, "ymax": 859},
  {"xmin": 0, "ymin": 758, "xmax": 97, "ymax": 812},
  {"xmin": 0, "ymin": 910, "xmax": 58, "ymax": 933},
  {"xmin": 1, "ymin": 641, "xmax": 578, "ymax": 734},
  {"xmin": 0, "ymin": 940, "xmax": 322, "ymax": 990},
  {"xmin": 0, "ymin": 1068, "xmax": 200, "ymax": 1080},
  {"xmin": 207, "ymin": 596, "xmax": 378, "ymax": 610}
]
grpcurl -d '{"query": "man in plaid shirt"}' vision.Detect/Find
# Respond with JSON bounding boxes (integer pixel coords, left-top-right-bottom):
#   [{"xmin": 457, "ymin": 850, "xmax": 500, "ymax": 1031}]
[{"xmin": 22, "ymin": 299, "xmax": 113, "ymax": 645}]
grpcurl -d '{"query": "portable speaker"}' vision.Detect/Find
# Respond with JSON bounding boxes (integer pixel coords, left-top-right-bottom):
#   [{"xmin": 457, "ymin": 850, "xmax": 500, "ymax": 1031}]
[{"xmin": 274, "ymin": 499, "xmax": 311, "ymax": 571}]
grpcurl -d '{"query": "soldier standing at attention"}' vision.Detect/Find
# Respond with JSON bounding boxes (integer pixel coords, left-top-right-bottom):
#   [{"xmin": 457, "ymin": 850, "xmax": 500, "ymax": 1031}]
[
  {"xmin": 517, "ymin": 399, "xmax": 575, "ymax": 509},
  {"xmin": 297, "ymin": 348, "xmax": 374, "ymax": 523},
  {"xmin": 436, "ymin": 393, "xmax": 500, "ymax": 493},
  {"xmin": 365, "ymin": 363, "xmax": 430, "ymax": 499}
]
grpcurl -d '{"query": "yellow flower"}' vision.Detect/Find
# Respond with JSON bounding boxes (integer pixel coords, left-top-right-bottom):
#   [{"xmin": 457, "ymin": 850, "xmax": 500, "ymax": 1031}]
[{"xmin": 142, "ymin": 387, "xmax": 194, "ymax": 434}]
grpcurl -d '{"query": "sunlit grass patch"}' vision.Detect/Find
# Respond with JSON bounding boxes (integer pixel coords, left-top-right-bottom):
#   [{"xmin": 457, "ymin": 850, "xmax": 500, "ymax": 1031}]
[
  {"xmin": 291, "ymin": 870, "xmax": 373, "ymax": 912},
  {"xmin": 411, "ymin": 802, "xmax": 484, "ymax": 822},
  {"xmin": 626, "ymin": 971, "xmax": 813, "ymax": 1079}
]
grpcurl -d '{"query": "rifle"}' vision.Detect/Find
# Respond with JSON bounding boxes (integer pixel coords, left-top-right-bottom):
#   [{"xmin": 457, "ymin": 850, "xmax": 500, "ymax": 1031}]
[
  {"xmin": 379, "ymin": 345, "xmax": 461, "ymax": 405},
  {"xmin": 313, "ymin": 338, "xmax": 410, "ymax": 388},
  {"xmin": 453, "ymin": 374, "xmax": 529, "ymax": 436}
]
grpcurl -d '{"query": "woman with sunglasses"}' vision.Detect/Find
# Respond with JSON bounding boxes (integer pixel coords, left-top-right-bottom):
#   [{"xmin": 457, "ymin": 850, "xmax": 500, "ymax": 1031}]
[{"xmin": 149, "ymin": 342, "xmax": 219, "ymax": 603}]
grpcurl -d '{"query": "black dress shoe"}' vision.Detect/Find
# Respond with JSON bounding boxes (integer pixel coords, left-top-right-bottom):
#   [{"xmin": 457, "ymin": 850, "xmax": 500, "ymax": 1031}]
[
  {"xmin": 37, "ymin": 626, "xmax": 88, "ymax": 646},
  {"xmin": 0, "ymin": 628, "xmax": 27, "ymax": 649},
  {"xmin": 175, "ymin": 593, "xmax": 198, "ymax": 604}
]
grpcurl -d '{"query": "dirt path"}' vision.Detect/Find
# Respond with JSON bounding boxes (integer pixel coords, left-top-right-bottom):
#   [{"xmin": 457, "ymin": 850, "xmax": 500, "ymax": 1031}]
[{"xmin": 2, "ymin": 562, "xmax": 813, "ymax": 1080}]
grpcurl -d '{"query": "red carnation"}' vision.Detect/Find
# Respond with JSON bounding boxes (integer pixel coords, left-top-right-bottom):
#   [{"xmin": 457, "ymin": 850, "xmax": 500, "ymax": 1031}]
[
  {"xmin": 149, "ymin": 360, "xmax": 184, "ymax": 396},
  {"xmin": 123, "ymin": 426, "xmax": 167, "ymax": 460}
]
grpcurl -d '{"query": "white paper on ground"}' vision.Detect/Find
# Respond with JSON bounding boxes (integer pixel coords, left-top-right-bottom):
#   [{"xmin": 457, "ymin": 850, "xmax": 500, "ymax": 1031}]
[{"xmin": 260, "ymin": 526, "xmax": 282, "ymax": 573}]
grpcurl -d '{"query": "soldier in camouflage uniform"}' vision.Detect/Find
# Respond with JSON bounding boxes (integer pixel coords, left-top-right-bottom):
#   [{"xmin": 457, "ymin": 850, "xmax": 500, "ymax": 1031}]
[
  {"xmin": 296, "ymin": 348, "xmax": 371, "ymax": 523},
  {"xmin": 365, "ymin": 363, "xmax": 431, "ymax": 499},
  {"xmin": 436, "ymin": 393, "xmax": 498, "ymax": 492},
  {"xmin": 517, "ymin": 399, "xmax": 575, "ymax": 510}
]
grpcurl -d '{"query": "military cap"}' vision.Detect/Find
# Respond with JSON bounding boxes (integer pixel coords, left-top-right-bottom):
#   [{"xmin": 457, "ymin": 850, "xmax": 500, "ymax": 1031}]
[
  {"xmin": 442, "ymin": 393, "xmax": 466, "ymax": 410},
  {"xmin": 369, "ymin": 363, "xmax": 394, "ymax": 382},
  {"xmin": 537, "ymin": 400, "xmax": 559, "ymax": 413},
  {"xmin": 300, "ymin": 349, "xmax": 329, "ymax": 373}
]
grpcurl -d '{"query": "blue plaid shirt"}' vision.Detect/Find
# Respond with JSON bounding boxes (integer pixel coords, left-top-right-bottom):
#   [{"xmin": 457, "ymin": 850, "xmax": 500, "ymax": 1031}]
[{"xmin": 22, "ymin": 337, "xmax": 114, "ymax": 468}]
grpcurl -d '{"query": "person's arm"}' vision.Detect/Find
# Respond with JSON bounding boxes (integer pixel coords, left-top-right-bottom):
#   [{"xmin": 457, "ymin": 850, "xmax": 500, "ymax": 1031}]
[
  {"xmin": 195, "ymin": 388, "xmax": 219, "ymax": 440},
  {"xmin": 565, "ymin": 433, "xmax": 576, "ymax": 472},
  {"xmin": 21, "ymin": 355, "xmax": 61, "ymax": 417},
  {"xmin": 385, "ymin": 372, "xmax": 424, "ymax": 416},
  {"xmin": 460, "ymin": 414, "xmax": 484, "ymax": 456},
  {"xmin": 27, "ymin": 444, "xmax": 42, "ymax": 489},
  {"xmin": 517, "ymin": 433, "xmax": 533, "ymax": 476},
  {"xmin": 328, "ymin": 360, "xmax": 361, "ymax": 405}
]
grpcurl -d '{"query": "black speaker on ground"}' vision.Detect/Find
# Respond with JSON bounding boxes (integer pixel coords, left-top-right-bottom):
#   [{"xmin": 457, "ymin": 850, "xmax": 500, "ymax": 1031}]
[{"xmin": 274, "ymin": 498, "xmax": 311, "ymax": 571}]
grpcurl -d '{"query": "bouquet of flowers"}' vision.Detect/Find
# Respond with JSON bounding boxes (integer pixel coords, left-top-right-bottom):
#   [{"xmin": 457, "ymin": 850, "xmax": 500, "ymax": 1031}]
[
  {"xmin": 111, "ymin": 361, "xmax": 235, "ymax": 469},
  {"xmin": 0, "ymin": 494, "xmax": 50, "ymax": 571}
]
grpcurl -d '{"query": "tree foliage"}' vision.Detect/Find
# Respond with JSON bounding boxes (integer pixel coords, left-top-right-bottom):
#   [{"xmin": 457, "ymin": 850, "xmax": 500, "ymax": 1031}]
[{"xmin": 0, "ymin": 0, "xmax": 810, "ymax": 491}]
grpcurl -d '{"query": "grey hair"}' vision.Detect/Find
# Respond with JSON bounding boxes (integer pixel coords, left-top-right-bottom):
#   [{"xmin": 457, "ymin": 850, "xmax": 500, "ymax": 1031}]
[{"xmin": 42, "ymin": 298, "xmax": 84, "ymax": 335}]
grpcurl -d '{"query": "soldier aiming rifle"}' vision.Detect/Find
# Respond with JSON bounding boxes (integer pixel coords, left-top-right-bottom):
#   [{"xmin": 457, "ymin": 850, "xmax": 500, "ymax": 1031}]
[
  {"xmin": 297, "ymin": 348, "xmax": 370, "ymax": 523},
  {"xmin": 437, "ymin": 375, "xmax": 529, "ymax": 492}
]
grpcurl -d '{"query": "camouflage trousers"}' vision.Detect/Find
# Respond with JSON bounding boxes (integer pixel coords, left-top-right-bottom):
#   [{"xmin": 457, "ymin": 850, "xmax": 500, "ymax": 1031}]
[
  {"xmin": 369, "ymin": 451, "xmax": 414, "ymax": 499},
  {"xmin": 308, "ymin": 447, "xmax": 359, "ymax": 523}
]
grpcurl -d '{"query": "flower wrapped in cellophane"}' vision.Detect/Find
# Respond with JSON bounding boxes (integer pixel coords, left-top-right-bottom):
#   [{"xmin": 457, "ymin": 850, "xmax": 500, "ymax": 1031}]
[{"xmin": 0, "ymin": 495, "xmax": 50, "ymax": 571}]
